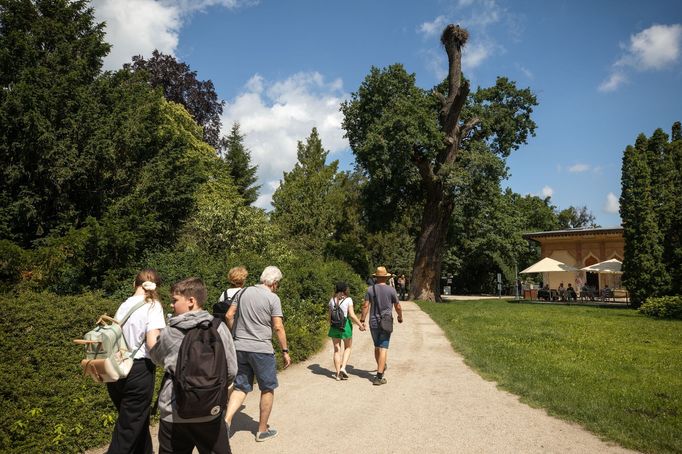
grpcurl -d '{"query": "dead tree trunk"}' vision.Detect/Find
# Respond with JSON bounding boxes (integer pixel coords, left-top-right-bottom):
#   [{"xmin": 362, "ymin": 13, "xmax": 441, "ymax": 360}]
[{"xmin": 409, "ymin": 24, "xmax": 478, "ymax": 302}]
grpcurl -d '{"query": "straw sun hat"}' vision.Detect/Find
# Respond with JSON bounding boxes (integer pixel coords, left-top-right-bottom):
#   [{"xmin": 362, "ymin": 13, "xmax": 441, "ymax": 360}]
[{"xmin": 372, "ymin": 266, "xmax": 393, "ymax": 278}]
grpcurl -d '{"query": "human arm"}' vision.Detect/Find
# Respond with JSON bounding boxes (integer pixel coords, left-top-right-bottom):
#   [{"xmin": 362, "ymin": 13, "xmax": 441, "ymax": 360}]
[
  {"xmin": 360, "ymin": 299, "xmax": 370, "ymax": 329},
  {"xmin": 146, "ymin": 329, "xmax": 160, "ymax": 350},
  {"xmin": 347, "ymin": 300, "xmax": 365, "ymax": 331},
  {"xmin": 272, "ymin": 316, "xmax": 291, "ymax": 368},
  {"xmin": 394, "ymin": 302, "xmax": 403, "ymax": 323},
  {"xmin": 226, "ymin": 304, "xmax": 237, "ymax": 331}
]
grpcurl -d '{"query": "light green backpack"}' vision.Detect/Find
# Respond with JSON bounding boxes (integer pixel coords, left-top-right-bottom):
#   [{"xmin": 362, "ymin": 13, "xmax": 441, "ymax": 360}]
[{"xmin": 73, "ymin": 300, "xmax": 147, "ymax": 383}]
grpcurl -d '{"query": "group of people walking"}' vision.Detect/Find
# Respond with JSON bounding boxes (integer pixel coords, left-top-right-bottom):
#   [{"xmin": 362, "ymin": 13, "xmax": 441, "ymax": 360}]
[{"xmin": 102, "ymin": 264, "xmax": 404, "ymax": 453}]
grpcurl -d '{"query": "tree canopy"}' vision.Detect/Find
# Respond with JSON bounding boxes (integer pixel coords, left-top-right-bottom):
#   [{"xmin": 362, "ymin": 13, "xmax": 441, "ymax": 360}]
[
  {"xmin": 221, "ymin": 122, "xmax": 260, "ymax": 205},
  {"xmin": 342, "ymin": 24, "xmax": 537, "ymax": 300}
]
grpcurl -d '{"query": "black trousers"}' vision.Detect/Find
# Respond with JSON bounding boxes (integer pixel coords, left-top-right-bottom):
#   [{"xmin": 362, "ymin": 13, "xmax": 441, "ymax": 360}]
[
  {"xmin": 106, "ymin": 358, "xmax": 156, "ymax": 454},
  {"xmin": 158, "ymin": 417, "xmax": 232, "ymax": 454}
]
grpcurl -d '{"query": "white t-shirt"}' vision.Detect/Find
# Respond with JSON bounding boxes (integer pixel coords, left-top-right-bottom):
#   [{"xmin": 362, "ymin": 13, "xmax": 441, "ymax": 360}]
[
  {"xmin": 114, "ymin": 295, "xmax": 166, "ymax": 359},
  {"xmin": 218, "ymin": 287, "xmax": 242, "ymax": 303},
  {"xmin": 328, "ymin": 296, "xmax": 353, "ymax": 317}
]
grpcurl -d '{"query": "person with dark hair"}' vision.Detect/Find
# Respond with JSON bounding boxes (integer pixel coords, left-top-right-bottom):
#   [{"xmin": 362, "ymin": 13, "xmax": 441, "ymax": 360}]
[
  {"xmin": 327, "ymin": 281, "xmax": 365, "ymax": 381},
  {"xmin": 106, "ymin": 269, "xmax": 166, "ymax": 454},
  {"xmin": 150, "ymin": 277, "xmax": 237, "ymax": 454}
]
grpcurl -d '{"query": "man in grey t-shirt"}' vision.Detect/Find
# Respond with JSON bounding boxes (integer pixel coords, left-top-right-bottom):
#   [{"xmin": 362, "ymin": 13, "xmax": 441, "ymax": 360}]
[
  {"xmin": 361, "ymin": 266, "xmax": 403, "ymax": 386},
  {"xmin": 225, "ymin": 266, "xmax": 290, "ymax": 442}
]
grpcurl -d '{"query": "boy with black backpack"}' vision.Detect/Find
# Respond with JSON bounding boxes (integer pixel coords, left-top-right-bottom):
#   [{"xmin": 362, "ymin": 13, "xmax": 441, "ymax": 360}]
[{"xmin": 150, "ymin": 277, "xmax": 237, "ymax": 454}]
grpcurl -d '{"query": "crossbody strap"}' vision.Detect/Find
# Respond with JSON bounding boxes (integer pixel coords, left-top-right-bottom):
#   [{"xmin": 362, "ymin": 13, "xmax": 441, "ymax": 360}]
[{"xmin": 232, "ymin": 287, "xmax": 249, "ymax": 337}]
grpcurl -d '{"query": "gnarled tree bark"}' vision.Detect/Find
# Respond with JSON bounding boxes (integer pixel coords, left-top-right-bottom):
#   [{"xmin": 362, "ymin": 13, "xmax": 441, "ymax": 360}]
[{"xmin": 409, "ymin": 24, "xmax": 479, "ymax": 302}]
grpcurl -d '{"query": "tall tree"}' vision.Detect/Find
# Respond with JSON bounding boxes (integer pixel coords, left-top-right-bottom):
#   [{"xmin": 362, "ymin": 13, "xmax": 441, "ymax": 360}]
[
  {"xmin": 662, "ymin": 122, "xmax": 682, "ymax": 294},
  {"xmin": 271, "ymin": 128, "xmax": 343, "ymax": 254},
  {"xmin": 342, "ymin": 24, "xmax": 537, "ymax": 301},
  {"xmin": 221, "ymin": 122, "xmax": 260, "ymax": 205},
  {"xmin": 0, "ymin": 0, "xmax": 110, "ymax": 245},
  {"xmin": 126, "ymin": 50, "xmax": 224, "ymax": 149},
  {"xmin": 620, "ymin": 135, "xmax": 669, "ymax": 306}
]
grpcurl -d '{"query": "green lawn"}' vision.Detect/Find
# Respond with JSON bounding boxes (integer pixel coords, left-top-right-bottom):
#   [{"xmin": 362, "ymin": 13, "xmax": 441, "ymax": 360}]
[{"xmin": 416, "ymin": 299, "xmax": 682, "ymax": 454}]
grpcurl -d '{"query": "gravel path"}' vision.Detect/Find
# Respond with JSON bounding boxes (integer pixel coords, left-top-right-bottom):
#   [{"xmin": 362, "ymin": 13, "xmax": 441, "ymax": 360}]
[{"xmin": 90, "ymin": 300, "xmax": 636, "ymax": 453}]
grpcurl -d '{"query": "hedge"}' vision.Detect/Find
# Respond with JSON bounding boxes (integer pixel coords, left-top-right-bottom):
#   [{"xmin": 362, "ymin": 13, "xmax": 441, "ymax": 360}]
[{"xmin": 0, "ymin": 255, "xmax": 364, "ymax": 452}]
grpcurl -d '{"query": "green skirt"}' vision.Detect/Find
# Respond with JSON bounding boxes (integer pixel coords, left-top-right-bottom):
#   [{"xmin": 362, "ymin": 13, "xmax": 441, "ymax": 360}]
[{"xmin": 328, "ymin": 318, "xmax": 352, "ymax": 339}]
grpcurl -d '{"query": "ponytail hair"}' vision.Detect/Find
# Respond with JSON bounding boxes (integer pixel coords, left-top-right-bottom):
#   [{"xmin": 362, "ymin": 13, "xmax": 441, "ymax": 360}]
[{"xmin": 134, "ymin": 268, "xmax": 161, "ymax": 303}]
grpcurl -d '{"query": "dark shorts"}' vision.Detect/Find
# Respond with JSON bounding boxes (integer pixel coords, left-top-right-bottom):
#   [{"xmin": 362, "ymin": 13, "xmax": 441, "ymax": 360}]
[
  {"xmin": 233, "ymin": 351, "xmax": 278, "ymax": 393},
  {"xmin": 370, "ymin": 327, "xmax": 391, "ymax": 349}
]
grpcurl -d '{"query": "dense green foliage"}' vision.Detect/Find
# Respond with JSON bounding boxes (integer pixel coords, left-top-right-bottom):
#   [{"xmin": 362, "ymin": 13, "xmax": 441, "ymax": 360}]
[
  {"xmin": 620, "ymin": 130, "xmax": 676, "ymax": 306},
  {"xmin": 418, "ymin": 299, "xmax": 682, "ymax": 454},
  {"xmin": 0, "ymin": 292, "xmax": 118, "ymax": 453},
  {"xmin": 126, "ymin": 50, "xmax": 224, "ymax": 149},
  {"xmin": 221, "ymin": 122, "xmax": 260, "ymax": 205},
  {"xmin": 0, "ymin": 0, "xmax": 109, "ymax": 246},
  {"xmin": 639, "ymin": 296, "xmax": 682, "ymax": 319}
]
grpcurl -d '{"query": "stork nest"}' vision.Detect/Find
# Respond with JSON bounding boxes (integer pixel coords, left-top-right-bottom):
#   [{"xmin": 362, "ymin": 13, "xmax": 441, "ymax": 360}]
[{"xmin": 440, "ymin": 24, "xmax": 469, "ymax": 48}]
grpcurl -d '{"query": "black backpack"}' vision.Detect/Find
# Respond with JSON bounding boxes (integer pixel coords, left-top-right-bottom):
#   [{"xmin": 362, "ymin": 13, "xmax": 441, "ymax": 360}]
[
  {"xmin": 213, "ymin": 288, "xmax": 244, "ymax": 323},
  {"xmin": 330, "ymin": 297, "xmax": 347, "ymax": 330},
  {"xmin": 173, "ymin": 317, "xmax": 228, "ymax": 419}
]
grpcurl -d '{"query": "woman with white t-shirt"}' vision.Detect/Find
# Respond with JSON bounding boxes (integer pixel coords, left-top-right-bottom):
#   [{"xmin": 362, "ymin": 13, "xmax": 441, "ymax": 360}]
[
  {"xmin": 327, "ymin": 281, "xmax": 365, "ymax": 381},
  {"xmin": 106, "ymin": 269, "xmax": 166, "ymax": 454}
]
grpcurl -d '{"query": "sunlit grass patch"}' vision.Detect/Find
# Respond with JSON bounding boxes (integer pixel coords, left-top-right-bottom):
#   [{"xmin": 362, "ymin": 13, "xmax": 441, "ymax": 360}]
[{"xmin": 417, "ymin": 299, "xmax": 682, "ymax": 454}]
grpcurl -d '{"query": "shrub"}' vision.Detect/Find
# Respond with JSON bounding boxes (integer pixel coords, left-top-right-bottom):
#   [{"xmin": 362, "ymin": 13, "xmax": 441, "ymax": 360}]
[
  {"xmin": 0, "ymin": 291, "xmax": 120, "ymax": 453},
  {"xmin": 639, "ymin": 296, "xmax": 682, "ymax": 319}
]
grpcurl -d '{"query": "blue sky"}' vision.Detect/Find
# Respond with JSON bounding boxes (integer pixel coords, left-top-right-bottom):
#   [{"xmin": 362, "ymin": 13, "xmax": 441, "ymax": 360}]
[{"xmin": 92, "ymin": 0, "xmax": 682, "ymax": 227}]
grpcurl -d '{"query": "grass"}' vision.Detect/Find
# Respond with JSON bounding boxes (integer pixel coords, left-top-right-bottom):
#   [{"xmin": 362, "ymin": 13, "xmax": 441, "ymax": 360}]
[{"xmin": 416, "ymin": 299, "xmax": 682, "ymax": 454}]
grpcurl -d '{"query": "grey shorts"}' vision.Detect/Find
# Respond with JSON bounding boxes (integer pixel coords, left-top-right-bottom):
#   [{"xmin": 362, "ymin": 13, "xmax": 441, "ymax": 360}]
[{"xmin": 233, "ymin": 351, "xmax": 278, "ymax": 393}]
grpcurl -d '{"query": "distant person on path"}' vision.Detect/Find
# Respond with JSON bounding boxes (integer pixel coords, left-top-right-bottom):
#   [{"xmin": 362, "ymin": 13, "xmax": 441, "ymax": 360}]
[
  {"xmin": 225, "ymin": 266, "xmax": 291, "ymax": 442},
  {"xmin": 397, "ymin": 274, "xmax": 407, "ymax": 300},
  {"xmin": 213, "ymin": 266, "xmax": 248, "ymax": 324},
  {"xmin": 106, "ymin": 269, "xmax": 166, "ymax": 454},
  {"xmin": 361, "ymin": 266, "xmax": 403, "ymax": 386},
  {"xmin": 328, "ymin": 281, "xmax": 365, "ymax": 380}
]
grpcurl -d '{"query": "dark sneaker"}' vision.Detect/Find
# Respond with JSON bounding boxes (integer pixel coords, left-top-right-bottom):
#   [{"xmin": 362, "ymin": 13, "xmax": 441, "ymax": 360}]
[
  {"xmin": 339, "ymin": 370, "xmax": 349, "ymax": 380},
  {"xmin": 256, "ymin": 428, "xmax": 278, "ymax": 442},
  {"xmin": 372, "ymin": 376, "xmax": 387, "ymax": 386}
]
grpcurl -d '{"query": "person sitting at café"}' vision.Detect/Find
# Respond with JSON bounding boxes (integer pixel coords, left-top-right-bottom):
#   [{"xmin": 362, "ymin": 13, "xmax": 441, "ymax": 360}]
[
  {"xmin": 566, "ymin": 283, "xmax": 577, "ymax": 301},
  {"xmin": 601, "ymin": 284, "xmax": 612, "ymax": 301},
  {"xmin": 558, "ymin": 282, "xmax": 566, "ymax": 301},
  {"xmin": 538, "ymin": 284, "xmax": 551, "ymax": 301}
]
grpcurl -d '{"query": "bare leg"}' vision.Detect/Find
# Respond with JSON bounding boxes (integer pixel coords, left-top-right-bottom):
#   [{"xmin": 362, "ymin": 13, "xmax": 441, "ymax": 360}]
[
  {"xmin": 225, "ymin": 389, "xmax": 247, "ymax": 426},
  {"xmin": 341, "ymin": 338, "xmax": 353, "ymax": 371},
  {"xmin": 332, "ymin": 338, "xmax": 342, "ymax": 376},
  {"xmin": 376, "ymin": 347, "xmax": 388, "ymax": 374},
  {"xmin": 374, "ymin": 346, "xmax": 380, "ymax": 371},
  {"xmin": 258, "ymin": 391, "xmax": 274, "ymax": 433}
]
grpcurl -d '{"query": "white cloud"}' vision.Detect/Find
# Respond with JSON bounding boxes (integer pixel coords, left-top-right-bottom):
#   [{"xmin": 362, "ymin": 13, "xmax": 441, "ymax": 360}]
[
  {"xmin": 599, "ymin": 71, "xmax": 627, "ymax": 92},
  {"xmin": 619, "ymin": 24, "xmax": 682, "ymax": 70},
  {"xmin": 541, "ymin": 186, "xmax": 553, "ymax": 198},
  {"xmin": 92, "ymin": 0, "xmax": 257, "ymax": 70},
  {"xmin": 462, "ymin": 41, "xmax": 495, "ymax": 70},
  {"xmin": 418, "ymin": 15, "xmax": 448, "ymax": 38},
  {"xmin": 600, "ymin": 23, "xmax": 681, "ymax": 92},
  {"xmin": 604, "ymin": 192, "xmax": 619, "ymax": 214},
  {"xmin": 517, "ymin": 64, "xmax": 534, "ymax": 80},
  {"xmin": 222, "ymin": 72, "xmax": 349, "ymax": 210},
  {"xmin": 568, "ymin": 163, "xmax": 591, "ymax": 173}
]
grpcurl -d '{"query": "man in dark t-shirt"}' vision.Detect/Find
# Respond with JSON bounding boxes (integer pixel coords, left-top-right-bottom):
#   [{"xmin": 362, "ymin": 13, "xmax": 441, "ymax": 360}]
[{"xmin": 361, "ymin": 266, "xmax": 403, "ymax": 386}]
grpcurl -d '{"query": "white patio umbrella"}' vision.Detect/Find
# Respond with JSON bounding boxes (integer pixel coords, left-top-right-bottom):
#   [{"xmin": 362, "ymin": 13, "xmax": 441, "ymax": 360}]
[
  {"xmin": 581, "ymin": 258, "xmax": 622, "ymax": 274},
  {"xmin": 519, "ymin": 257, "xmax": 578, "ymax": 274}
]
